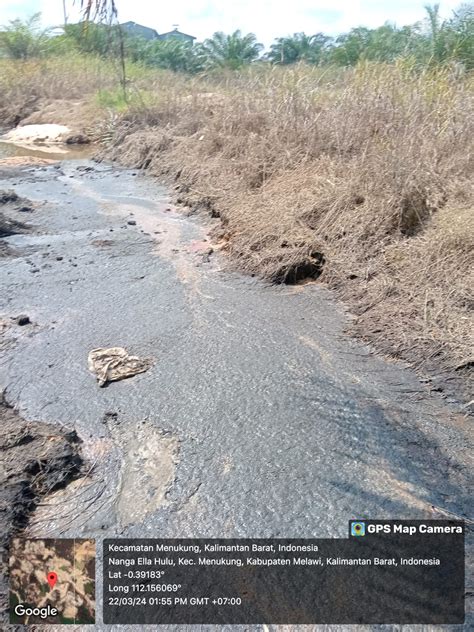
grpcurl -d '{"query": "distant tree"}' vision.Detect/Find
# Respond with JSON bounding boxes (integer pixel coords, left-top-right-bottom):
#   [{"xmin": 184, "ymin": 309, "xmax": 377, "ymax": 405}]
[
  {"xmin": 325, "ymin": 22, "xmax": 429, "ymax": 65},
  {"xmin": 363, "ymin": 23, "xmax": 422, "ymax": 61},
  {"xmin": 328, "ymin": 27, "xmax": 373, "ymax": 65},
  {"xmin": 267, "ymin": 32, "xmax": 331, "ymax": 64},
  {"xmin": 127, "ymin": 37, "xmax": 203, "ymax": 73},
  {"xmin": 423, "ymin": 3, "xmax": 449, "ymax": 62},
  {"xmin": 444, "ymin": 2, "xmax": 474, "ymax": 68},
  {"xmin": 64, "ymin": 22, "xmax": 113, "ymax": 56},
  {"xmin": 414, "ymin": 3, "xmax": 474, "ymax": 66},
  {"xmin": 201, "ymin": 30, "xmax": 263, "ymax": 69},
  {"xmin": 4, "ymin": 1, "xmax": 469, "ymax": 73},
  {"xmin": 0, "ymin": 13, "xmax": 50, "ymax": 59}
]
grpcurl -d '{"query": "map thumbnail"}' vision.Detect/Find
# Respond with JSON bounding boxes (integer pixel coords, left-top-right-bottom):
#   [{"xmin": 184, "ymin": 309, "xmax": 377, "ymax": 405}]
[{"xmin": 9, "ymin": 538, "xmax": 95, "ymax": 624}]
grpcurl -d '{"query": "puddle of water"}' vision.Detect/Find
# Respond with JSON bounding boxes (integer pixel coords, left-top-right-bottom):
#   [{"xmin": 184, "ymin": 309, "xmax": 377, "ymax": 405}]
[{"xmin": 0, "ymin": 140, "xmax": 94, "ymax": 161}]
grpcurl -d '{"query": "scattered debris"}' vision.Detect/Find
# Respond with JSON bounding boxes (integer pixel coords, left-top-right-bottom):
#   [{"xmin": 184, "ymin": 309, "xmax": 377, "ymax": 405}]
[
  {"xmin": 127, "ymin": 219, "xmax": 137, "ymax": 226},
  {"xmin": 91, "ymin": 239, "xmax": 114, "ymax": 247},
  {"xmin": 0, "ymin": 242, "xmax": 13, "ymax": 258},
  {"xmin": 15, "ymin": 314, "xmax": 30, "ymax": 326},
  {"xmin": 0, "ymin": 190, "xmax": 35, "ymax": 258},
  {"xmin": 0, "ymin": 212, "xmax": 29, "ymax": 238},
  {"xmin": 0, "ymin": 189, "xmax": 35, "ymax": 220},
  {"xmin": 0, "ymin": 189, "xmax": 34, "ymax": 214},
  {"xmin": 103, "ymin": 411, "xmax": 118, "ymax": 424},
  {"xmin": 66, "ymin": 134, "xmax": 90, "ymax": 145},
  {"xmin": 0, "ymin": 191, "xmax": 20, "ymax": 205},
  {"xmin": 88, "ymin": 347, "xmax": 154, "ymax": 387}
]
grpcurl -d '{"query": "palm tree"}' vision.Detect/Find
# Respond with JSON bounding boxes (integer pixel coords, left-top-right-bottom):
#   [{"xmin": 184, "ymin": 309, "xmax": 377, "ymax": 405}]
[
  {"xmin": 328, "ymin": 27, "xmax": 373, "ymax": 65},
  {"xmin": 138, "ymin": 39, "xmax": 202, "ymax": 73},
  {"xmin": 201, "ymin": 30, "xmax": 263, "ymax": 69},
  {"xmin": 424, "ymin": 3, "xmax": 448, "ymax": 62},
  {"xmin": 267, "ymin": 32, "xmax": 330, "ymax": 64},
  {"xmin": 446, "ymin": 2, "xmax": 474, "ymax": 69}
]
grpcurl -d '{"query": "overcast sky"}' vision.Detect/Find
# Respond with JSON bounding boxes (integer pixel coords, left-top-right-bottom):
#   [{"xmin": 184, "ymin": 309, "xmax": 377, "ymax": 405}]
[{"xmin": 1, "ymin": 1, "xmax": 464, "ymax": 45}]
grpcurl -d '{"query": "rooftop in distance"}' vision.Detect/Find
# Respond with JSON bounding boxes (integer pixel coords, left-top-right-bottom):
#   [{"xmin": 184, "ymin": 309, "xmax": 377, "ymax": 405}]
[{"xmin": 121, "ymin": 22, "xmax": 196, "ymax": 43}]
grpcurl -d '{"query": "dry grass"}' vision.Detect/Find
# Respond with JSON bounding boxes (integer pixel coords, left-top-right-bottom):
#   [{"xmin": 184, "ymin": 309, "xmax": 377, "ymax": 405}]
[
  {"xmin": 0, "ymin": 54, "xmax": 134, "ymax": 129},
  {"xmin": 105, "ymin": 62, "xmax": 473, "ymax": 393}
]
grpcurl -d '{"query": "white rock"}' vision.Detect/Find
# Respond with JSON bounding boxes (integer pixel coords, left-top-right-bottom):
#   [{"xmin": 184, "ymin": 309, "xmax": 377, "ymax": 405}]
[{"xmin": 1, "ymin": 124, "xmax": 72, "ymax": 147}]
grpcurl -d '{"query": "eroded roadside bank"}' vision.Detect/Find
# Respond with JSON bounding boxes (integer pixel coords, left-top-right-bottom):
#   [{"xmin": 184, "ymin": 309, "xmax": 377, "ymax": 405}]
[
  {"xmin": 0, "ymin": 149, "xmax": 472, "ymax": 628},
  {"xmin": 97, "ymin": 70, "xmax": 473, "ymax": 410}
]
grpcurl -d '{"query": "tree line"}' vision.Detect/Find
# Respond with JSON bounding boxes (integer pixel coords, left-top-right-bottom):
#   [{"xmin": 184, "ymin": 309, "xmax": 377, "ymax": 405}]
[{"xmin": 1, "ymin": 4, "xmax": 473, "ymax": 71}]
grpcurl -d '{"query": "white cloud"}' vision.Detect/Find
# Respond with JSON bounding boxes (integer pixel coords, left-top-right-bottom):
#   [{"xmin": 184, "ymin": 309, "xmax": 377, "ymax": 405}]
[{"xmin": 1, "ymin": 0, "xmax": 464, "ymax": 45}]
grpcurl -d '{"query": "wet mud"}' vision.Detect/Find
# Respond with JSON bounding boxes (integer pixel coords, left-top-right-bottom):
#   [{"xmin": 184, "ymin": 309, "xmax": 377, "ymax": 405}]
[{"xmin": 0, "ymin": 155, "xmax": 472, "ymax": 630}]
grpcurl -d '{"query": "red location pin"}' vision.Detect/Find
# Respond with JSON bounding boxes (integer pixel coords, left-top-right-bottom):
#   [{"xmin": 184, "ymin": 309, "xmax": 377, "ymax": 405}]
[{"xmin": 47, "ymin": 572, "xmax": 57, "ymax": 590}]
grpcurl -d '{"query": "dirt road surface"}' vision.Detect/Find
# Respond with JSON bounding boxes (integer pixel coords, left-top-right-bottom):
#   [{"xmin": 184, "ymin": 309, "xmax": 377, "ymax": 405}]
[{"xmin": 1, "ymin": 151, "xmax": 472, "ymax": 630}]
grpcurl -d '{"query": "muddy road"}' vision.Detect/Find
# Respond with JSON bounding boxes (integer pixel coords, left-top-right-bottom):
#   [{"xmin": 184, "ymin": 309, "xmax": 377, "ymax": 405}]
[{"xmin": 0, "ymin": 153, "xmax": 472, "ymax": 627}]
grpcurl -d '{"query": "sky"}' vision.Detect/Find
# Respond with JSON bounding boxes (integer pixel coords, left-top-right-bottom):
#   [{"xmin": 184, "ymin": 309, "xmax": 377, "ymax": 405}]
[{"xmin": 0, "ymin": 0, "xmax": 464, "ymax": 45}]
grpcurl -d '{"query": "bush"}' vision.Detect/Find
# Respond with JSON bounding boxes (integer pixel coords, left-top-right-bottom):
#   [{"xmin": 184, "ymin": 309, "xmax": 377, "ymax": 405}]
[{"xmin": 0, "ymin": 14, "xmax": 50, "ymax": 59}]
